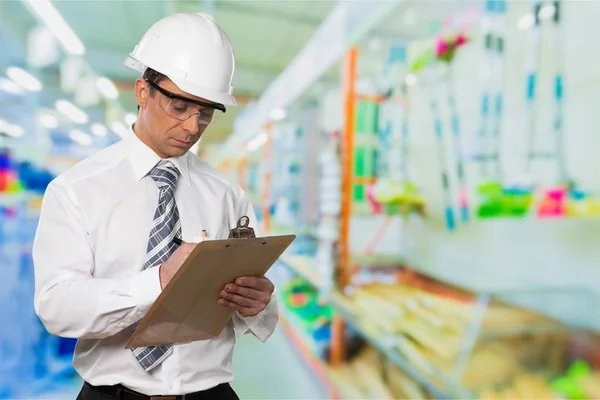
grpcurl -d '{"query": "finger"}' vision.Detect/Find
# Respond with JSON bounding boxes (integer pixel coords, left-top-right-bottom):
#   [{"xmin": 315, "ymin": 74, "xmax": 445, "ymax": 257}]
[
  {"xmin": 221, "ymin": 291, "xmax": 264, "ymax": 309},
  {"xmin": 219, "ymin": 298, "xmax": 261, "ymax": 317},
  {"xmin": 224, "ymin": 284, "xmax": 270, "ymax": 303},
  {"xmin": 218, "ymin": 298, "xmax": 239, "ymax": 311},
  {"xmin": 234, "ymin": 276, "xmax": 259, "ymax": 288},
  {"xmin": 235, "ymin": 276, "xmax": 274, "ymax": 292}
]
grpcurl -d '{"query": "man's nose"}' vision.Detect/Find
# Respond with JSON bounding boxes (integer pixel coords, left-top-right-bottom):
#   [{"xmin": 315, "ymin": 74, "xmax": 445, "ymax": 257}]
[{"xmin": 182, "ymin": 113, "xmax": 200, "ymax": 134}]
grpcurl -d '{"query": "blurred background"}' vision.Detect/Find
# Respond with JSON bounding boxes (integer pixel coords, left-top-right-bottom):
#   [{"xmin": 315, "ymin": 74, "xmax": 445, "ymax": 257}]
[{"xmin": 2, "ymin": 0, "xmax": 600, "ymax": 399}]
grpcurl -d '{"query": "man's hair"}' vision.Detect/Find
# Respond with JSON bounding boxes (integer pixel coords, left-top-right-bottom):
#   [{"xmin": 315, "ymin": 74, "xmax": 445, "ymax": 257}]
[
  {"xmin": 143, "ymin": 68, "xmax": 168, "ymax": 96},
  {"xmin": 138, "ymin": 68, "xmax": 168, "ymax": 111}
]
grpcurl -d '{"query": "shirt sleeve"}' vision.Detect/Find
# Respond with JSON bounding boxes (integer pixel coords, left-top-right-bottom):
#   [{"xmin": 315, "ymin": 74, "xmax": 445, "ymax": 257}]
[
  {"xmin": 232, "ymin": 292, "xmax": 279, "ymax": 342},
  {"xmin": 230, "ymin": 192, "xmax": 279, "ymax": 342},
  {"xmin": 32, "ymin": 181, "xmax": 162, "ymax": 340}
]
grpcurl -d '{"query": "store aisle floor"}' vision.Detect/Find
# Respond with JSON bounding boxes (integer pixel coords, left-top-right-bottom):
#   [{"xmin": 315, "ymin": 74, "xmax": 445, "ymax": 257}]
[{"xmin": 232, "ymin": 325, "xmax": 325, "ymax": 399}]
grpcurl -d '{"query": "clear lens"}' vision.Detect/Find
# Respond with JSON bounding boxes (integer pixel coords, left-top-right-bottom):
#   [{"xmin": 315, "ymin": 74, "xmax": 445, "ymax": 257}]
[{"xmin": 161, "ymin": 96, "xmax": 223, "ymax": 125}]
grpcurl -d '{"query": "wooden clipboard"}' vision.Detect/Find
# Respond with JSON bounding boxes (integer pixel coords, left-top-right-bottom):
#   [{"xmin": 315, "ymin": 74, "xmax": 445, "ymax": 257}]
[{"xmin": 125, "ymin": 229, "xmax": 296, "ymax": 349}]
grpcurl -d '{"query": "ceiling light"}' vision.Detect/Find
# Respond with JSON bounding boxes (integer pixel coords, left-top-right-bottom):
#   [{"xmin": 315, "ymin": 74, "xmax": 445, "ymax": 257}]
[
  {"xmin": 69, "ymin": 128, "xmax": 92, "ymax": 146},
  {"xmin": 7, "ymin": 124, "xmax": 25, "ymax": 138},
  {"xmin": 247, "ymin": 132, "xmax": 268, "ymax": 152},
  {"xmin": 111, "ymin": 121, "xmax": 128, "ymax": 138},
  {"xmin": 518, "ymin": 13, "xmax": 535, "ymax": 30},
  {"xmin": 20, "ymin": 0, "xmax": 85, "ymax": 56},
  {"xmin": 539, "ymin": 4, "xmax": 556, "ymax": 20},
  {"xmin": 0, "ymin": 78, "xmax": 25, "ymax": 94},
  {"xmin": 39, "ymin": 113, "xmax": 59, "ymax": 129},
  {"xmin": 269, "ymin": 108, "xmax": 287, "ymax": 122},
  {"xmin": 0, "ymin": 120, "xmax": 25, "ymax": 138},
  {"xmin": 90, "ymin": 123, "xmax": 108, "ymax": 137},
  {"xmin": 6, "ymin": 67, "xmax": 42, "ymax": 91},
  {"xmin": 55, "ymin": 99, "xmax": 88, "ymax": 124},
  {"xmin": 96, "ymin": 77, "xmax": 119, "ymax": 100},
  {"xmin": 124, "ymin": 113, "xmax": 137, "ymax": 126}
]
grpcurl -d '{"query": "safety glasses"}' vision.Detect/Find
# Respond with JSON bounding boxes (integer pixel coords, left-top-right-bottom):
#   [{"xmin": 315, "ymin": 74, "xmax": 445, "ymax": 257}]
[{"xmin": 145, "ymin": 79, "xmax": 225, "ymax": 126}]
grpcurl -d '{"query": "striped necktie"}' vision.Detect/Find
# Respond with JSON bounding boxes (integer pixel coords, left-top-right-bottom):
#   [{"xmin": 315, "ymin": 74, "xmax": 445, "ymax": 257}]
[{"xmin": 131, "ymin": 159, "xmax": 181, "ymax": 371}]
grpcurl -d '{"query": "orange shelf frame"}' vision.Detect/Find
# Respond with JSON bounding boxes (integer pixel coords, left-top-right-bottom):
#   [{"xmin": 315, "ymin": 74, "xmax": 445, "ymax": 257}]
[{"xmin": 331, "ymin": 46, "xmax": 358, "ymax": 367}]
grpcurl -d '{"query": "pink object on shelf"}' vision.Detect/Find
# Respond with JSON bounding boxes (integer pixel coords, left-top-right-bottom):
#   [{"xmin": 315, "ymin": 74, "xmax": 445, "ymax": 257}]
[
  {"xmin": 366, "ymin": 185, "xmax": 382, "ymax": 214},
  {"xmin": 435, "ymin": 38, "xmax": 448, "ymax": 57},
  {"xmin": 459, "ymin": 187, "xmax": 469, "ymax": 208},
  {"xmin": 456, "ymin": 33, "xmax": 468, "ymax": 46},
  {"xmin": 537, "ymin": 187, "xmax": 567, "ymax": 218}
]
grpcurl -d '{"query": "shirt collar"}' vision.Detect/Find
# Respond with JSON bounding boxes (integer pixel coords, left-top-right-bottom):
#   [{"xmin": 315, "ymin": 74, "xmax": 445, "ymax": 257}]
[{"xmin": 125, "ymin": 125, "xmax": 192, "ymax": 186}]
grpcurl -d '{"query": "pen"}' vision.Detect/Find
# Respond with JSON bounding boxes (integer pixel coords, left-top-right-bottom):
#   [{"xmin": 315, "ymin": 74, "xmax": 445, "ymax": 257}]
[{"xmin": 172, "ymin": 236, "xmax": 184, "ymax": 246}]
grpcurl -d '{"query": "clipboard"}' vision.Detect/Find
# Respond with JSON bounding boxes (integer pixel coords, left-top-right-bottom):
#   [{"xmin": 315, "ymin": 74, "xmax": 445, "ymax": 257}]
[{"xmin": 125, "ymin": 217, "xmax": 296, "ymax": 349}]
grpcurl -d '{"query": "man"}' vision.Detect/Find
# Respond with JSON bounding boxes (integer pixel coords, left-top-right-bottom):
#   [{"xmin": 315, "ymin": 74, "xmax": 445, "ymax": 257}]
[{"xmin": 32, "ymin": 13, "xmax": 278, "ymax": 400}]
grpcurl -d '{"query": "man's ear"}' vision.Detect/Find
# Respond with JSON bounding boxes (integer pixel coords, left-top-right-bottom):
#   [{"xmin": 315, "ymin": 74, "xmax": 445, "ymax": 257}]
[{"xmin": 135, "ymin": 78, "xmax": 149, "ymax": 109}]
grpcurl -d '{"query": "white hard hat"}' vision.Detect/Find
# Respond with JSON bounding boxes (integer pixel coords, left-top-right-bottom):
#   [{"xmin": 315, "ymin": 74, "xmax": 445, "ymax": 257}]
[{"xmin": 124, "ymin": 13, "xmax": 236, "ymax": 106}]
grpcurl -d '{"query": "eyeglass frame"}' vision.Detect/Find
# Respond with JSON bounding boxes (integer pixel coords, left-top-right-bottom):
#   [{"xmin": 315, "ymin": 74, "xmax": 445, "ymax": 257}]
[{"xmin": 144, "ymin": 79, "xmax": 227, "ymax": 114}]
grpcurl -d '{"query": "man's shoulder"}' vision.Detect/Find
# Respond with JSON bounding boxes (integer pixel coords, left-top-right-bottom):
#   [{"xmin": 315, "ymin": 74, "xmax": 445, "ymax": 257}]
[
  {"xmin": 187, "ymin": 153, "xmax": 245, "ymax": 198},
  {"xmin": 51, "ymin": 140, "xmax": 127, "ymax": 189}
]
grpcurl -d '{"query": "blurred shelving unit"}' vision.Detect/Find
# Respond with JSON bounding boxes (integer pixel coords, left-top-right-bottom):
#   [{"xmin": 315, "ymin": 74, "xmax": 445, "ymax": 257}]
[
  {"xmin": 278, "ymin": 312, "xmax": 339, "ymax": 399},
  {"xmin": 279, "ymin": 254, "xmax": 321, "ymax": 288},
  {"xmin": 212, "ymin": 1, "xmax": 600, "ymax": 399},
  {"xmin": 331, "ymin": 291, "xmax": 458, "ymax": 399}
]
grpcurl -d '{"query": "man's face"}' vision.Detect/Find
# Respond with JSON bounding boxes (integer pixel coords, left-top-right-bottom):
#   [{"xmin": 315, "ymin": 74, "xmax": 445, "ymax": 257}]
[{"xmin": 135, "ymin": 78, "xmax": 215, "ymax": 158}]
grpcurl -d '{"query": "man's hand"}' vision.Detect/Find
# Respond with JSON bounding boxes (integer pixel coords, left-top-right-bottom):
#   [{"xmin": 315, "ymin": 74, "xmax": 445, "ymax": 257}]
[
  {"xmin": 218, "ymin": 276, "xmax": 274, "ymax": 317},
  {"xmin": 159, "ymin": 243, "xmax": 197, "ymax": 289}
]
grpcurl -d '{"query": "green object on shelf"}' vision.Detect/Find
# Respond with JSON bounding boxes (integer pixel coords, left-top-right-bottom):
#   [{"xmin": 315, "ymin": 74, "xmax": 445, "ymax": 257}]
[
  {"xmin": 363, "ymin": 148, "xmax": 377, "ymax": 178},
  {"xmin": 7, "ymin": 180, "xmax": 23, "ymax": 193},
  {"xmin": 355, "ymin": 147, "xmax": 365, "ymax": 177},
  {"xmin": 353, "ymin": 184, "xmax": 365, "ymax": 202},
  {"xmin": 409, "ymin": 48, "xmax": 434, "ymax": 74},
  {"xmin": 477, "ymin": 181, "xmax": 503, "ymax": 196},
  {"xmin": 356, "ymin": 101, "xmax": 379, "ymax": 134},
  {"xmin": 477, "ymin": 181, "xmax": 532, "ymax": 218},
  {"xmin": 477, "ymin": 202, "xmax": 503, "ymax": 218},
  {"xmin": 501, "ymin": 194, "xmax": 532, "ymax": 215},
  {"xmin": 550, "ymin": 360, "xmax": 591, "ymax": 399}
]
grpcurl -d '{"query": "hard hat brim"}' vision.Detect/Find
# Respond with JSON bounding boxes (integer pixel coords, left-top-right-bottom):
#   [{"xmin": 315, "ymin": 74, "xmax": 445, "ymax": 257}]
[{"xmin": 124, "ymin": 56, "xmax": 237, "ymax": 107}]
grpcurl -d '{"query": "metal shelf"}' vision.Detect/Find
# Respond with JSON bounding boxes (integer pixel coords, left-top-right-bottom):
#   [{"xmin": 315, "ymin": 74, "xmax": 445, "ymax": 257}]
[
  {"xmin": 268, "ymin": 223, "xmax": 318, "ymax": 239},
  {"xmin": 330, "ymin": 292, "xmax": 472, "ymax": 400},
  {"xmin": 350, "ymin": 253, "xmax": 406, "ymax": 267},
  {"xmin": 0, "ymin": 193, "xmax": 33, "ymax": 207},
  {"xmin": 278, "ymin": 254, "xmax": 322, "ymax": 288}
]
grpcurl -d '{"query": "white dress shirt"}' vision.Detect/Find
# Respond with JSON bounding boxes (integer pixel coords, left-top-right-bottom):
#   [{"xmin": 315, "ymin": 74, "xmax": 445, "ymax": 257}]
[{"xmin": 32, "ymin": 128, "xmax": 278, "ymax": 395}]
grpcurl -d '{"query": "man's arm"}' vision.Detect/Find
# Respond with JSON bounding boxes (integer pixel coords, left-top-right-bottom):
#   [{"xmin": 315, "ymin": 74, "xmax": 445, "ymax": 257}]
[
  {"xmin": 33, "ymin": 181, "xmax": 162, "ymax": 339},
  {"xmin": 228, "ymin": 192, "xmax": 279, "ymax": 341}
]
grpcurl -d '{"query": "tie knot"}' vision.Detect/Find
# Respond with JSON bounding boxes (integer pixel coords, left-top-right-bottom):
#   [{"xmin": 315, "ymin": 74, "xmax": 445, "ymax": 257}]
[{"xmin": 150, "ymin": 160, "xmax": 180, "ymax": 190}]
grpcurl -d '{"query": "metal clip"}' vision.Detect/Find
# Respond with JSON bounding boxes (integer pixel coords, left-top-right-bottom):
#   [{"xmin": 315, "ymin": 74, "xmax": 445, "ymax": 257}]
[{"xmin": 228, "ymin": 215, "xmax": 256, "ymax": 239}]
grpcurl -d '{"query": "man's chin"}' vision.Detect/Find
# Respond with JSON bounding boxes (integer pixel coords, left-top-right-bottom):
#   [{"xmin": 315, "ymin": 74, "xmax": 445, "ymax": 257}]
[{"xmin": 166, "ymin": 146, "xmax": 190, "ymax": 157}]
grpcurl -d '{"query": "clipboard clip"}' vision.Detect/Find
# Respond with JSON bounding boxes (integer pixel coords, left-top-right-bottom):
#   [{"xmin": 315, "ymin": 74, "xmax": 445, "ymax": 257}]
[{"xmin": 228, "ymin": 216, "xmax": 256, "ymax": 239}]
